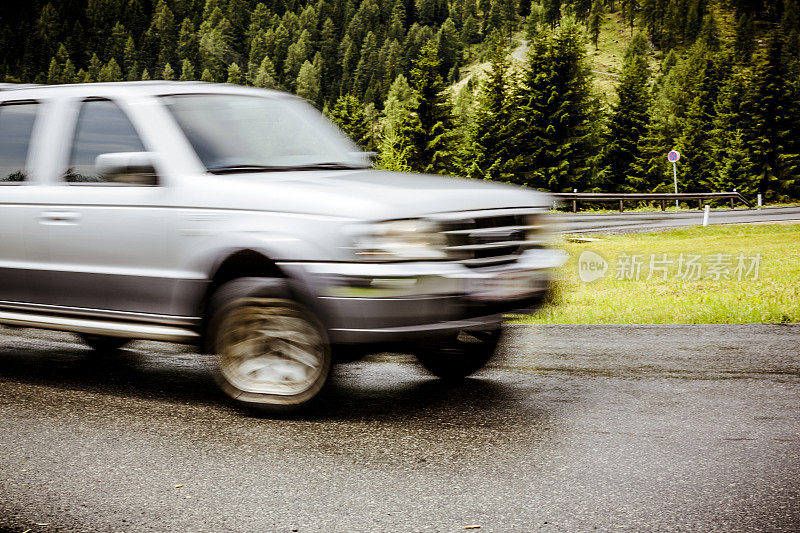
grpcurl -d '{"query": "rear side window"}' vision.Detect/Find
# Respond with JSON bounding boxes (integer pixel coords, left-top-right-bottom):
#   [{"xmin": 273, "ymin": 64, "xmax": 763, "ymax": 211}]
[
  {"xmin": 0, "ymin": 102, "xmax": 38, "ymax": 183},
  {"xmin": 65, "ymin": 99, "xmax": 145, "ymax": 183}
]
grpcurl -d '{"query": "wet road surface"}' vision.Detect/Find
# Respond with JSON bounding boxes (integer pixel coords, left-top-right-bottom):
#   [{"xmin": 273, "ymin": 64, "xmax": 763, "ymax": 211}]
[{"xmin": 1, "ymin": 324, "xmax": 799, "ymax": 532}]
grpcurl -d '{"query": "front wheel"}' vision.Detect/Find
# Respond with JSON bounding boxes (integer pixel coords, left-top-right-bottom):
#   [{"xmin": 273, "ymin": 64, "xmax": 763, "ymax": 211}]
[
  {"xmin": 414, "ymin": 328, "xmax": 502, "ymax": 381},
  {"xmin": 207, "ymin": 278, "xmax": 331, "ymax": 413}
]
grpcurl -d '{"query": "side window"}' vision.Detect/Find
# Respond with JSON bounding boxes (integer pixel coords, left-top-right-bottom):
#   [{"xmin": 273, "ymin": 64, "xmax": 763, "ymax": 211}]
[
  {"xmin": 65, "ymin": 99, "xmax": 145, "ymax": 183},
  {"xmin": 0, "ymin": 102, "xmax": 38, "ymax": 183}
]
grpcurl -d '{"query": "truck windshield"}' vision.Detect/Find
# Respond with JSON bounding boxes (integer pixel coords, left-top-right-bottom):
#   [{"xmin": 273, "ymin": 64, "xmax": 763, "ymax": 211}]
[{"xmin": 161, "ymin": 94, "xmax": 369, "ymax": 173}]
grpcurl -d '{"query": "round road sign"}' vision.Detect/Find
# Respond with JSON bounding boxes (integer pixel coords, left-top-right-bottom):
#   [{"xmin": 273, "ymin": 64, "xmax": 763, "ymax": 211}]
[{"xmin": 668, "ymin": 150, "xmax": 680, "ymax": 163}]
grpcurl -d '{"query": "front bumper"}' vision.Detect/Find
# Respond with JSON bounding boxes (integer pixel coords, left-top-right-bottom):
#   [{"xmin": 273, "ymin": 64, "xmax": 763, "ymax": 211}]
[{"xmin": 281, "ymin": 248, "xmax": 566, "ymax": 344}]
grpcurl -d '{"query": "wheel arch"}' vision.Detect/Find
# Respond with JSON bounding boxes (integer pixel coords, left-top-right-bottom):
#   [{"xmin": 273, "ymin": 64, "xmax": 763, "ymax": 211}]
[{"xmin": 198, "ymin": 249, "xmax": 288, "ymax": 350}]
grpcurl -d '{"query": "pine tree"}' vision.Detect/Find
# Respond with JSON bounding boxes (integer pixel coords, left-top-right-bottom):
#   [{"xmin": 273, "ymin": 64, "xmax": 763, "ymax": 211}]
[
  {"xmin": 253, "ymin": 56, "xmax": 278, "ymax": 88},
  {"xmin": 570, "ymin": 0, "xmax": 592, "ymax": 23},
  {"xmin": 601, "ymin": 32, "xmax": 651, "ymax": 192},
  {"xmin": 468, "ymin": 31, "xmax": 515, "ymax": 181},
  {"xmin": 436, "ymin": 18, "xmax": 461, "ymax": 81},
  {"xmin": 677, "ymin": 50, "xmax": 731, "ymax": 192},
  {"xmin": 180, "ymin": 59, "xmax": 195, "ymax": 80},
  {"xmin": 742, "ymin": 32, "xmax": 800, "ymax": 200},
  {"xmin": 226, "ymin": 62, "xmax": 243, "ymax": 84},
  {"xmin": 284, "ymin": 29, "xmax": 310, "ymax": 83},
  {"xmin": 98, "ymin": 58, "xmax": 123, "ymax": 82},
  {"xmin": 620, "ymin": 0, "xmax": 637, "ymax": 34},
  {"xmin": 149, "ymin": 0, "xmax": 177, "ymax": 69},
  {"xmin": 542, "ymin": 0, "xmax": 562, "ymax": 28},
  {"xmin": 198, "ymin": 7, "xmax": 236, "ymax": 81},
  {"xmin": 123, "ymin": 36, "xmax": 138, "ymax": 77},
  {"xmin": 461, "ymin": 15, "xmax": 480, "ymax": 48},
  {"xmin": 408, "ymin": 41, "xmax": 460, "ymax": 174},
  {"xmin": 127, "ymin": 62, "xmax": 141, "ymax": 81},
  {"xmin": 588, "ymin": 0, "xmax": 603, "ymax": 50},
  {"xmin": 47, "ymin": 58, "xmax": 60, "ymax": 85},
  {"xmin": 511, "ymin": 17, "xmax": 599, "ymax": 191},
  {"xmin": 200, "ymin": 68, "xmax": 214, "ymax": 82},
  {"xmin": 88, "ymin": 53, "xmax": 102, "ymax": 82},
  {"xmin": 177, "ymin": 18, "xmax": 199, "ymax": 66},
  {"xmin": 684, "ymin": 0, "xmax": 703, "ymax": 45},
  {"xmin": 378, "ymin": 74, "xmax": 421, "ymax": 171},
  {"xmin": 327, "ymin": 94, "xmax": 372, "ymax": 148},
  {"xmin": 63, "ymin": 59, "xmax": 76, "ymax": 83},
  {"xmin": 75, "ymin": 68, "xmax": 91, "ymax": 84},
  {"xmin": 107, "ymin": 22, "xmax": 128, "ymax": 65},
  {"xmin": 162, "ymin": 62, "xmax": 175, "ymax": 80},
  {"xmin": 295, "ymin": 60, "xmax": 321, "ymax": 102}
]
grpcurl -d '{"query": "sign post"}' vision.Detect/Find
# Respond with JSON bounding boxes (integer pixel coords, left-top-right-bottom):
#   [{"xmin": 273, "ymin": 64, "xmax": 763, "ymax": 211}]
[{"xmin": 667, "ymin": 150, "xmax": 680, "ymax": 209}]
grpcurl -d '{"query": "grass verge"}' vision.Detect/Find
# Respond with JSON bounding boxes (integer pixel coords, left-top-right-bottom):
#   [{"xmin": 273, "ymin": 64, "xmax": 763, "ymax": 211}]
[{"xmin": 515, "ymin": 223, "xmax": 800, "ymax": 324}]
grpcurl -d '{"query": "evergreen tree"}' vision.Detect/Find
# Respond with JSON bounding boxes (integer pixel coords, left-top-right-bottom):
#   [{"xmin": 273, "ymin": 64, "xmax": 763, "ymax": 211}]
[
  {"xmin": 601, "ymin": 32, "xmax": 651, "ymax": 192},
  {"xmin": 437, "ymin": 18, "xmax": 461, "ymax": 81},
  {"xmin": 98, "ymin": 58, "xmax": 123, "ymax": 82},
  {"xmin": 227, "ymin": 62, "xmax": 243, "ymax": 84},
  {"xmin": 123, "ymin": 36, "xmax": 138, "ymax": 77},
  {"xmin": 296, "ymin": 60, "xmax": 321, "ymax": 102},
  {"xmin": 588, "ymin": 0, "xmax": 603, "ymax": 50},
  {"xmin": 408, "ymin": 41, "xmax": 460, "ymax": 174},
  {"xmin": 742, "ymin": 32, "xmax": 800, "ymax": 199},
  {"xmin": 543, "ymin": 0, "xmax": 562, "ymax": 28},
  {"xmin": 253, "ymin": 56, "xmax": 278, "ymax": 88},
  {"xmin": 162, "ymin": 62, "xmax": 175, "ymax": 80},
  {"xmin": 468, "ymin": 31, "xmax": 515, "ymax": 181},
  {"xmin": 284, "ymin": 29, "xmax": 310, "ymax": 83},
  {"xmin": 180, "ymin": 59, "xmax": 195, "ymax": 80},
  {"xmin": 107, "ymin": 22, "xmax": 128, "ymax": 65},
  {"xmin": 198, "ymin": 7, "xmax": 236, "ymax": 80},
  {"xmin": 620, "ymin": 0, "xmax": 637, "ymax": 34},
  {"xmin": 47, "ymin": 58, "xmax": 60, "ymax": 85},
  {"xmin": 88, "ymin": 53, "xmax": 102, "ymax": 82},
  {"xmin": 378, "ymin": 74, "xmax": 421, "ymax": 171},
  {"xmin": 148, "ymin": 0, "xmax": 177, "ymax": 69},
  {"xmin": 178, "ymin": 18, "xmax": 199, "ymax": 67},
  {"xmin": 511, "ymin": 17, "xmax": 599, "ymax": 191},
  {"xmin": 63, "ymin": 59, "xmax": 77, "ymax": 83},
  {"xmin": 327, "ymin": 94, "xmax": 372, "ymax": 148}
]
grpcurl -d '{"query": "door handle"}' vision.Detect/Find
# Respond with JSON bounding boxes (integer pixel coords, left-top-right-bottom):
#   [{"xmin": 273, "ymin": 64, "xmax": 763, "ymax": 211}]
[{"xmin": 39, "ymin": 211, "xmax": 82, "ymax": 225}]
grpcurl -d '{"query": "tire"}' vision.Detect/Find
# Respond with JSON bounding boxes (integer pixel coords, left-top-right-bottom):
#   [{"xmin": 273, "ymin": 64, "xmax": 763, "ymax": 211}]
[
  {"xmin": 206, "ymin": 277, "xmax": 331, "ymax": 413},
  {"xmin": 414, "ymin": 328, "xmax": 502, "ymax": 381},
  {"xmin": 78, "ymin": 333, "xmax": 130, "ymax": 353}
]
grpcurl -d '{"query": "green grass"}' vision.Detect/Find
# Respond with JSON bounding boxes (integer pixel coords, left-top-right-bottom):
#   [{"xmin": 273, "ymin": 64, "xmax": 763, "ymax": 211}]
[{"xmin": 515, "ymin": 224, "xmax": 800, "ymax": 324}]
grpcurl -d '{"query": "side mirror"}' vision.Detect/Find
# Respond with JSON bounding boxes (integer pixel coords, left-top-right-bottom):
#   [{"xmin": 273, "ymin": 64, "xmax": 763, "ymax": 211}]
[{"xmin": 95, "ymin": 152, "xmax": 158, "ymax": 186}]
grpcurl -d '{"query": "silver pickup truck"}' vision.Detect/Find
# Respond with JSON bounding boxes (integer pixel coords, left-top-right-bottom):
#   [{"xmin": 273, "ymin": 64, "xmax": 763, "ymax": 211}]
[{"xmin": 0, "ymin": 82, "xmax": 563, "ymax": 412}]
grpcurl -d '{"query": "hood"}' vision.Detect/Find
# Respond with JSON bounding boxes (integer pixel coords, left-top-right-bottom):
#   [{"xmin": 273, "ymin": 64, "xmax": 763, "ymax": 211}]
[{"xmin": 198, "ymin": 169, "xmax": 552, "ymax": 220}]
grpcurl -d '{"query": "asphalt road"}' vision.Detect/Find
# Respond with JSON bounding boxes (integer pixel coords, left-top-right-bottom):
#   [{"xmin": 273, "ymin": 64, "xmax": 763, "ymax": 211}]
[
  {"xmin": 557, "ymin": 206, "xmax": 800, "ymax": 234},
  {"xmin": 1, "ymin": 324, "xmax": 799, "ymax": 532}
]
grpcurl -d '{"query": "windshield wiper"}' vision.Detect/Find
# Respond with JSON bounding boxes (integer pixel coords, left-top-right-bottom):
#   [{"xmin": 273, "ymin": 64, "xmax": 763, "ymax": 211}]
[{"xmin": 208, "ymin": 162, "xmax": 370, "ymax": 174}]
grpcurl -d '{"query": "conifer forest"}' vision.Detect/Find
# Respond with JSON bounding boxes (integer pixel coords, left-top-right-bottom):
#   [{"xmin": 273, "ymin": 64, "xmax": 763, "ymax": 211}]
[{"xmin": 2, "ymin": 0, "xmax": 799, "ymax": 200}]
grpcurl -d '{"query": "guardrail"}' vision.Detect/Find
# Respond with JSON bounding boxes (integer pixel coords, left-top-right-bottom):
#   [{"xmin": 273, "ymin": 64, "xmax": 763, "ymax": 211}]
[{"xmin": 551, "ymin": 191, "xmax": 752, "ymax": 212}]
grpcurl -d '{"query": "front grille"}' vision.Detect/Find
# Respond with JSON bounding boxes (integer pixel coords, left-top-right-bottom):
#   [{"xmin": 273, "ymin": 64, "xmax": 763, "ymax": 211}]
[{"xmin": 433, "ymin": 208, "xmax": 544, "ymax": 268}]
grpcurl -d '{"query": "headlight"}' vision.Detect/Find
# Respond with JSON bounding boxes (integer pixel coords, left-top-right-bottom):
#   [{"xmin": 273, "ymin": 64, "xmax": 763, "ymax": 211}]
[{"xmin": 348, "ymin": 219, "xmax": 448, "ymax": 260}]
